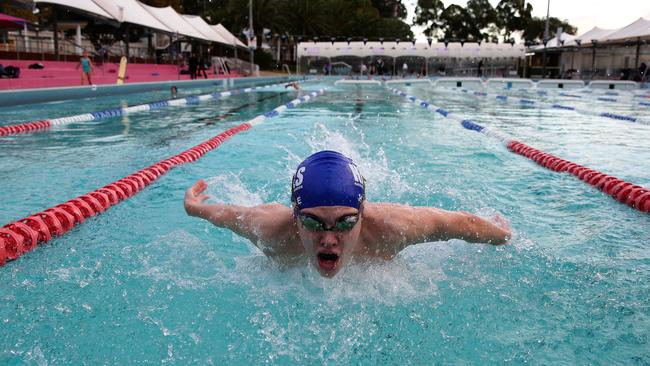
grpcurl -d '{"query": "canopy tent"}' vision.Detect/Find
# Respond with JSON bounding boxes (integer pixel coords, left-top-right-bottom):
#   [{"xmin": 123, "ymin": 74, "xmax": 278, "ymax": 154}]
[
  {"xmin": 181, "ymin": 15, "xmax": 229, "ymax": 45},
  {"xmin": 565, "ymin": 27, "xmax": 616, "ymax": 46},
  {"xmin": 298, "ymin": 42, "xmax": 525, "ymax": 59},
  {"xmin": 600, "ymin": 17, "xmax": 650, "ymax": 42},
  {"xmin": 540, "ymin": 16, "xmax": 650, "ymax": 48},
  {"xmin": 138, "ymin": 4, "xmax": 209, "ymax": 41},
  {"xmin": 34, "ymin": 0, "xmax": 113, "ymax": 19},
  {"xmin": 0, "ymin": 12, "xmax": 29, "ymax": 28},
  {"xmin": 212, "ymin": 23, "xmax": 247, "ymax": 48},
  {"xmin": 530, "ymin": 32, "xmax": 577, "ymax": 50},
  {"xmin": 34, "ymin": 0, "xmax": 244, "ymax": 46},
  {"xmin": 92, "ymin": 0, "xmax": 172, "ymax": 33}
]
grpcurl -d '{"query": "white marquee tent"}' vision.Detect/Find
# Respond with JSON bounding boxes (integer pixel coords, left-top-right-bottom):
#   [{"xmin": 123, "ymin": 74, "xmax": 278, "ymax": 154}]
[
  {"xmin": 535, "ymin": 15, "xmax": 650, "ymax": 49},
  {"xmin": 34, "ymin": 0, "xmax": 113, "ymax": 19},
  {"xmin": 33, "ymin": 0, "xmax": 245, "ymax": 47},
  {"xmin": 181, "ymin": 15, "xmax": 229, "ymax": 45},
  {"xmin": 297, "ymin": 42, "xmax": 526, "ymax": 59},
  {"xmin": 565, "ymin": 27, "xmax": 616, "ymax": 46},
  {"xmin": 93, "ymin": 0, "xmax": 171, "ymax": 33},
  {"xmin": 600, "ymin": 17, "xmax": 650, "ymax": 42},
  {"xmin": 138, "ymin": 4, "xmax": 209, "ymax": 42},
  {"xmin": 212, "ymin": 24, "xmax": 247, "ymax": 48}
]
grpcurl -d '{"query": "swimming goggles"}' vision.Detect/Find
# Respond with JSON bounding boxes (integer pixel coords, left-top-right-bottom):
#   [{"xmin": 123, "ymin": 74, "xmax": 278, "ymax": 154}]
[{"xmin": 297, "ymin": 212, "xmax": 360, "ymax": 232}]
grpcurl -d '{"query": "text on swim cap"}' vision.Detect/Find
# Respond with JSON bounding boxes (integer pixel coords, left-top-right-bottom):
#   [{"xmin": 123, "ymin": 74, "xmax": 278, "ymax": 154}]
[
  {"xmin": 348, "ymin": 163, "xmax": 363, "ymax": 187},
  {"xmin": 293, "ymin": 166, "xmax": 305, "ymax": 191}
]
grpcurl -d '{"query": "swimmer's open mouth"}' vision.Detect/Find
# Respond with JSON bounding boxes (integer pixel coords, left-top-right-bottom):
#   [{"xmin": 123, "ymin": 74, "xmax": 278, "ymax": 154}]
[{"xmin": 317, "ymin": 252, "xmax": 340, "ymax": 271}]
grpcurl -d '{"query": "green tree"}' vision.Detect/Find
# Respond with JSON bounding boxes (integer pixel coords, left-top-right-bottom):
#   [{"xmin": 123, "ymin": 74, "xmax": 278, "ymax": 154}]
[
  {"xmin": 466, "ymin": 0, "xmax": 498, "ymax": 41},
  {"xmin": 372, "ymin": 0, "xmax": 407, "ymax": 18},
  {"xmin": 274, "ymin": 0, "xmax": 328, "ymax": 36},
  {"xmin": 140, "ymin": 0, "xmax": 183, "ymax": 12},
  {"xmin": 439, "ymin": 5, "xmax": 471, "ymax": 40},
  {"xmin": 521, "ymin": 16, "xmax": 577, "ymax": 42},
  {"xmin": 413, "ymin": 0, "xmax": 445, "ymax": 38},
  {"xmin": 495, "ymin": 0, "xmax": 533, "ymax": 41},
  {"xmin": 203, "ymin": 0, "xmax": 411, "ymax": 40}
]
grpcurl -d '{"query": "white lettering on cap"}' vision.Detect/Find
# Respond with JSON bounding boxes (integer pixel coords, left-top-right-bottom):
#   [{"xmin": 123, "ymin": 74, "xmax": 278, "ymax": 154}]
[
  {"xmin": 293, "ymin": 166, "xmax": 305, "ymax": 191},
  {"xmin": 349, "ymin": 163, "xmax": 363, "ymax": 187}
]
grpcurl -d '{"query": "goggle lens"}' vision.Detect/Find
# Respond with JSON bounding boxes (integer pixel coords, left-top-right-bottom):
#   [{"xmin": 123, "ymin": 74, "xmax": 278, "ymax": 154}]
[{"xmin": 299, "ymin": 213, "xmax": 359, "ymax": 232}]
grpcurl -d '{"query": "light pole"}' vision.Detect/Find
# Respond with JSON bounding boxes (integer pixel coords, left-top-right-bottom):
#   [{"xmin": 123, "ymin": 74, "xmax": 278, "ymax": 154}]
[
  {"xmin": 249, "ymin": 0, "xmax": 254, "ymax": 76},
  {"xmin": 542, "ymin": 0, "xmax": 550, "ymax": 78}
]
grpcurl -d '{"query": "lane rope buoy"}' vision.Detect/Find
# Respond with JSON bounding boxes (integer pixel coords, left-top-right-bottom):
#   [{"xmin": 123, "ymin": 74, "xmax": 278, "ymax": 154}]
[
  {"xmin": 388, "ymin": 87, "xmax": 650, "ymax": 214},
  {"xmin": 0, "ymin": 81, "xmax": 293, "ymax": 138},
  {"xmin": 449, "ymin": 87, "xmax": 649, "ymax": 125},
  {"xmin": 0, "ymin": 88, "xmax": 325, "ymax": 266}
]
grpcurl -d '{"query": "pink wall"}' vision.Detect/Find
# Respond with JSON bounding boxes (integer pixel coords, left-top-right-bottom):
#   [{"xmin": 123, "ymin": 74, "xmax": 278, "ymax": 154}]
[{"xmin": 0, "ymin": 59, "xmax": 240, "ymax": 90}]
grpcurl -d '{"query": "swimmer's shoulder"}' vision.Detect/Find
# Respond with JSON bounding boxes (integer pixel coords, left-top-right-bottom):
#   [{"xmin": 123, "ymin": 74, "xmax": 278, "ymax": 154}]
[
  {"xmin": 251, "ymin": 202, "xmax": 301, "ymax": 255},
  {"xmin": 361, "ymin": 202, "xmax": 444, "ymax": 255}
]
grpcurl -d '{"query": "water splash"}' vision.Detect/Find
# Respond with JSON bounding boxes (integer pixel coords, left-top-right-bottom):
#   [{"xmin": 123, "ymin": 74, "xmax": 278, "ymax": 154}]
[{"xmin": 205, "ymin": 173, "xmax": 266, "ymax": 206}]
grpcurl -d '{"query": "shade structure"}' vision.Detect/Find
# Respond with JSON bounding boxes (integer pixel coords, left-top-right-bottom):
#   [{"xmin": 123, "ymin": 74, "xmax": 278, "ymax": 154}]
[
  {"xmin": 212, "ymin": 24, "xmax": 247, "ymax": 48},
  {"xmin": 92, "ymin": 0, "xmax": 172, "ymax": 33},
  {"xmin": 600, "ymin": 17, "xmax": 650, "ymax": 42},
  {"xmin": 565, "ymin": 27, "xmax": 617, "ymax": 46},
  {"xmin": 297, "ymin": 42, "xmax": 525, "ymax": 59},
  {"xmin": 139, "ymin": 4, "xmax": 210, "ymax": 41},
  {"xmin": 34, "ymin": 0, "xmax": 113, "ymax": 19},
  {"xmin": 0, "ymin": 12, "xmax": 29, "ymax": 28},
  {"xmin": 181, "ymin": 15, "xmax": 229, "ymax": 45}
]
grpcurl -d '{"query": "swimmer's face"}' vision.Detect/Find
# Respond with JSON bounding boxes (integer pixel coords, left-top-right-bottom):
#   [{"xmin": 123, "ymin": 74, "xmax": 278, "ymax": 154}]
[{"xmin": 295, "ymin": 205, "xmax": 362, "ymax": 278}]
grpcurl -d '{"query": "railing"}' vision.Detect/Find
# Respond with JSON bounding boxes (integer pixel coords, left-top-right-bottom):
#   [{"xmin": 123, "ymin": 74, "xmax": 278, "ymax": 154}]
[
  {"xmin": 224, "ymin": 57, "xmax": 259, "ymax": 76},
  {"xmin": 282, "ymin": 63, "xmax": 292, "ymax": 75}
]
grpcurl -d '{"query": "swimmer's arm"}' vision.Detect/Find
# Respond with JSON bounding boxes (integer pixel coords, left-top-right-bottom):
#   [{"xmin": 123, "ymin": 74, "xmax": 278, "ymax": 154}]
[
  {"xmin": 383, "ymin": 205, "xmax": 510, "ymax": 249},
  {"xmin": 429, "ymin": 209, "xmax": 511, "ymax": 245},
  {"xmin": 183, "ymin": 180, "xmax": 288, "ymax": 244}
]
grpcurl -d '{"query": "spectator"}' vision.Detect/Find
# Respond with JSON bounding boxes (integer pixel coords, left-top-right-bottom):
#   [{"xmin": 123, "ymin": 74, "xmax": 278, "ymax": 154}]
[
  {"xmin": 197, "ymin": 55, "xmax": 208, "ymax": 79},
  {"xmin": 76, "ymin": 50, "xmax": 94, "ymax": 85},
  {"xmin": 188, "ymin": 54, "xmax": 198, "ymax": 80}
]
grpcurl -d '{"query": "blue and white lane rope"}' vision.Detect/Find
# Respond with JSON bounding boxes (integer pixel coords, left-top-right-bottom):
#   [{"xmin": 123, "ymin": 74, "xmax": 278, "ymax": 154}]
[
  {"xmin": 454, "ymin": 88, "xmax": 649, "ymax": 124},
  {"xmin": 519, "ymin": 88, "xmax": 650, "ymax": 107},
  {"xmin": 0, "ymin": 82, "xmax": 294, "ymax": 138},
  {"xmin": 389, "ymin": 88, "xmax": 513, "ymax": 143},
  {"xmin": 247, "ymin": 89, "xmax": 324, "ymax": 126},
  {"xmin": 388, "ymin": 87, "xmax": 650, "ymax": 213},
  {"xmin": 49, "ymin": 82, "xmax": 290, "ymax": 126},
  {"xmin": 0, "ymin": 88, "xmax": 326, "ymax": 266}
]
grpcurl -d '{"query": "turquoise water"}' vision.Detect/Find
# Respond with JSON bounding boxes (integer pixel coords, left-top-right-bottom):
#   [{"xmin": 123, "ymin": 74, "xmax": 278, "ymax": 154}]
[{"xmin": 1, "ymin": 80, "xmax": 649, "ymax": 364}]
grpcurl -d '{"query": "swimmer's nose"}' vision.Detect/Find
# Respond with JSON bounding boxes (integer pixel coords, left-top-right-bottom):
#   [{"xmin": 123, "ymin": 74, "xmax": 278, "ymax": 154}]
[{"xmin": 319, "ymin": 231, "xmax": 339, "ymax": 248}]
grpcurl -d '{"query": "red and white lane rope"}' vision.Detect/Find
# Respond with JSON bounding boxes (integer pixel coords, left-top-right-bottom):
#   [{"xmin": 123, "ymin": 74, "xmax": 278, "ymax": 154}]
[
  {"xmin": 389, "ymin": 87, "xmax": 650, "ymax": 214},
  {"xmin": 0, "ymin": 89, "xmax": 325, "ymax": 266},
  {"xmin": 0, "ymin": 82, "xmax": 291, "ymax": 138}
]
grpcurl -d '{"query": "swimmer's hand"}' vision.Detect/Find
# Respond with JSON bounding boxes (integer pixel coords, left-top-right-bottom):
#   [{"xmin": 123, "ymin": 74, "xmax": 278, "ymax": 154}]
[
  {"xmin": 489, "ymin": 213, "xmax": 512, "ymax": 244},
  {"xmin": 184, "ymin": 179, "xmax": 211, "ymax": 217}
]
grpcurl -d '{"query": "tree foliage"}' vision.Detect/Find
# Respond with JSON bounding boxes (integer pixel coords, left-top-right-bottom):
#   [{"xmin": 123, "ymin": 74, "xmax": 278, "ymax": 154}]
[
  {"xmin": 203, "ymin": 0, "xmax": 413, "ymax": 40},
  {"xmin": 414, "ymin": 0, "xmax": 576, "ymax": 42},
  {"xmin": 522, "ymin": 17, "xmax": 578, "ymax": 42}
]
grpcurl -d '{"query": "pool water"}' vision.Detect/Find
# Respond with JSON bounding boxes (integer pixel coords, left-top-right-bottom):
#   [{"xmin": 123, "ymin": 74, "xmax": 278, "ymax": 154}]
[{"xmin": 1, "ymin": 80, "xmax": 649, "ymax": 364}]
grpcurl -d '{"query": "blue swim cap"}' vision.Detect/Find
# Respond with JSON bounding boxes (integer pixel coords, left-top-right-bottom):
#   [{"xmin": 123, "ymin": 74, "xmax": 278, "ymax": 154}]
[{"xmin": 291, "ymin": 150, "xmax": 365, "ymax": 210}]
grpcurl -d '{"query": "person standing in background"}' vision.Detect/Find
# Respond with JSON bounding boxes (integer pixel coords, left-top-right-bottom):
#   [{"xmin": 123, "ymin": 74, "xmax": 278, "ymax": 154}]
[{"xmin": 76, "ymin": 50, "xmax": 94, "ymax": 85}]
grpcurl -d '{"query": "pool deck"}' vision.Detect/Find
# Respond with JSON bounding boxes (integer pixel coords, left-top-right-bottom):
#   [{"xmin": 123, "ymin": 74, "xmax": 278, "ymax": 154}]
[{"xmin": 0, "ymin": 59, "xmax": 245, "ymax": 90}]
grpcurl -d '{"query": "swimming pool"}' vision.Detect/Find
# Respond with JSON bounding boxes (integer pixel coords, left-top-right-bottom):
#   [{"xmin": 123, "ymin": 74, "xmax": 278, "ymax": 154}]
[{"xmin": 1, "ymin": 79, "xmax": 649, "ymax": 364}]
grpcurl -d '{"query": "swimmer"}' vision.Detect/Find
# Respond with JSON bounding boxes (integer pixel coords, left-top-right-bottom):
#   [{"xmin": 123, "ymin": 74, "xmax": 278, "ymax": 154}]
[
  {"xmin": 184, "ymin": 150, "xmax": 511, "ymax": 277},
  {"xmin": 285, "ymin": 82, "xmax": 300, "ymax": 90},
  {"xmin": 171, "ymin": 85, "xmax": 178, "ymax": 98}
]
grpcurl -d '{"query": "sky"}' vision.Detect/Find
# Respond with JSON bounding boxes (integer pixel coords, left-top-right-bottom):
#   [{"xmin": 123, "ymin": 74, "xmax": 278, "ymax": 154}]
[{"xmin": 405, "ymin": 0, "xmax": 650, "ymax": 41}]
